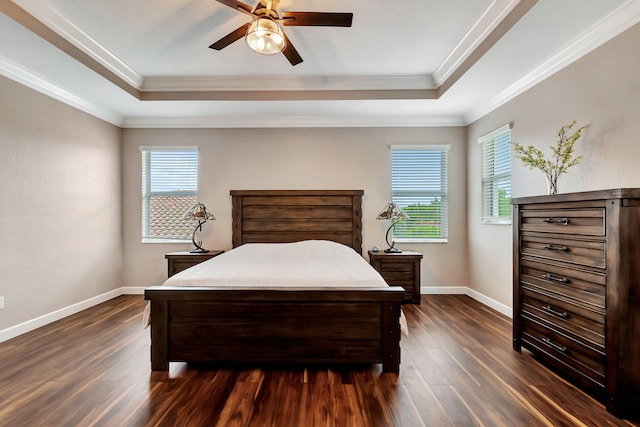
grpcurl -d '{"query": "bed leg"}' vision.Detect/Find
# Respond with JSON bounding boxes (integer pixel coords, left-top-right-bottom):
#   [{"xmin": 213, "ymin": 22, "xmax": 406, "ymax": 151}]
[
  {"xmin": 382, "ymin": 302, "xmax": 401, "ymax": 374},
  {"xmin": 150, "ymin": 301, "xmax": 169, "ymax": 371}
]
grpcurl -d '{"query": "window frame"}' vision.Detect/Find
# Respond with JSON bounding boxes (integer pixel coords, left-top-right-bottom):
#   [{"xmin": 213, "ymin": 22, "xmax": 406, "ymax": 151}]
[
  {"xmin": 140, "ymin": 146, "xmax": 199, "ymax": 244},
  {"xmin": 390, "ymin": 144, "xmax": 450, "ymax": 243},
  {"xmin": 479, "ymin": 125, "xmax": 512, "ymax": 225}
]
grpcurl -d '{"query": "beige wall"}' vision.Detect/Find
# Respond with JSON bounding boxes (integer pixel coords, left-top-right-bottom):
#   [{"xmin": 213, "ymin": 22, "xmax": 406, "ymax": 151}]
[
  {"xmin": 467, "ymin": 22, "xmax": 640, "ymax": 308},
  {"xmin": 0, "ymin": 76, "xmax": 122, "ymax": 329},
  {"xmin": 121, "ymin": 127, "xmax": 469, "ymax": 289}
]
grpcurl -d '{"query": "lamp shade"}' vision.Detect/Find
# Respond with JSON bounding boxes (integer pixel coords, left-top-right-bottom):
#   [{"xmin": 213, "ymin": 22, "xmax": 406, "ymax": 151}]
[
  {"xmin": 183, "ymin": 203, "xmax": 215, "ymax": 221},
  {"xmin": 376, "ymin": 202, "xmax": 409, "ymax": 221},
  {"xmin": 245, "ymin": 18, "xmax": 286, "ymax": 55}
]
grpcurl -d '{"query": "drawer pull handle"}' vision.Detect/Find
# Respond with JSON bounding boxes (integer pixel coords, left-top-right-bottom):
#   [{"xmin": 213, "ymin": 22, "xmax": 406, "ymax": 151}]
[
  {"xmin": 543, "ymin": 305, "xmax": 569, "ymax": 319},
  {"xmin": 543, "ymin": 217, "xmax": 569, "ymax": 225},
  {"xmin": 543, "ymin": 244, "xmax": 568, "ymax": 252},
  {"xmin": 542, "ymin": 337, "xmax": 568, "ymax": 353},
  {"xmin": 542, "ymin": 273, "xmax": 569, "ymax": 283}
]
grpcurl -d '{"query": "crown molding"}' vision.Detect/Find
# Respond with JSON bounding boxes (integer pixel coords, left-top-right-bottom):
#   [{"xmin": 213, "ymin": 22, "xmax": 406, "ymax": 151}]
[
  {"xmin": 465, "ymin": 0, "xmax": 640, "ymax": 124},
  {"xmin": 11, "ymin": 0, "xmax": 142, "ymax": 88},
  {"xmin": 0, "ymin": 55, "xmax": 123, "ymax": 125},
  {"xmin": 121, "ymin": 114, "xmax": 467, "ymax": 129},
  {"xmin": 4, "ymin": 0, "xmax": 638, "ymax": 128},
  {"xmin": 141, "ymin": 75, "xmax": 437, "ymax": 92},
  {"xmin": 433, "ymin": 0, "xmax": 523, "ymax": 85}
]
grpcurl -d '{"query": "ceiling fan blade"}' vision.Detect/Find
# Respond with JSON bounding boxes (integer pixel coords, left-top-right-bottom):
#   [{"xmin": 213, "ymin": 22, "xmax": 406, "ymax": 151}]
[
  {"xmin": 281, "ymin": 12, "xmax": 353, "ymax": 27},
  {"xmin": 282, "ymin": 32, "xmax": 303, "ymax": 66},
  {"xmin": 214, "ymin": 0, "xmax": 255, "ymax": 17},
  {"xmin": 209, "ymin": 22, "xmax": 251, "ymax": 50}
]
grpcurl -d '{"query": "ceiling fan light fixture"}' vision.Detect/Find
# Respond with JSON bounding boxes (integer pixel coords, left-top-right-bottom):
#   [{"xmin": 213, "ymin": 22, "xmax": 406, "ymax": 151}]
[{"xmin": 245, "ymin": 18, "xmax": 285, "ymax": 55}]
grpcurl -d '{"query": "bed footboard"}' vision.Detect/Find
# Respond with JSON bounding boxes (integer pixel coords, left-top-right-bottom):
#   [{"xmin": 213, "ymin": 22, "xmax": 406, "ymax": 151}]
[{"xmin": 145, "ymin": 286, "xmax": 405, "ymax": 373}]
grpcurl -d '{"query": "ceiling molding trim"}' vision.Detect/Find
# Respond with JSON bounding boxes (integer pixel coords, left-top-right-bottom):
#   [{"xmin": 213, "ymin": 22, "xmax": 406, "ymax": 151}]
[
  {"xmin": 139, "ymin": 89, "xmax": 439, "ymax": 101},
  {"xmin": 10, "ymin": 0, "xmax": 143, "ymax": 88},
  {"xmin": 433, "ymin": 0, "xmax": 523, "ymax": 85},
  {"xmin": 464, "ymin": 0, "xmax": 640, "ymax": 124},
  {"xmin": 437, "ymin": 0, "xmax": 538, "ymax": 97},
  {"xmin": 1, "ymin": 0, "xmax": 140, "ymax": 98},
  {"xmin": 141, "ymin": 75, "xmax": 437, "ymax": 92},
  {"xmin": 121, "ymin": 115, "xmax": 466, "ymax": 129},
  {"xmin": 0, "ymin": 54, "xmax": 123, "ymax": 126}
]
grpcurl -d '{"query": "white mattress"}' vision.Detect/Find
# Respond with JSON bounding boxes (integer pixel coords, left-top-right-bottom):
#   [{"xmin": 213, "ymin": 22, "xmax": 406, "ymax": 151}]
[
  {"xmin": 164, "ymin": 240, "xmax": 388, "ymax": 288},
  {"xmin": 144, "ymin": 240, "xmax": 408, "ymax": 335}
]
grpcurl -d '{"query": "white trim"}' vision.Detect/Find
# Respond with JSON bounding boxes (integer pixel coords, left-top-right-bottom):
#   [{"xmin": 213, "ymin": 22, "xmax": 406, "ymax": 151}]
[
  {"xmin": 122, "ymin": 115, "xmax": 467, "ymax": 129},
  {"xmin": 0, "ymin": 55, "xmax": 123, "ymax": 126},
  {"xmin": 0, "ymin": 288, "xmax": 121, "ymax": 343},
  {"xmin": 0, "ymin": 286, "xmax": 148, "ymax": 343},
  {"xmin": 434, "ymin": 0, "xmax": 522, "ymax": 85},
  {"xmin": 478, "ymin": 123, "xmax": 512, "ymax": 144},
  {"xmin": 142, "ymin": 238, "xmax": 192, "ymax": 244},
  {"xmin": 466, "ymin": 0, "xmax": 640, "ymax": 124},
  {"xmin": 12, "ymin": 0, "xmax": 143, "ymax": 88},
  {"xmin": 421, "ymin": 286, "xmax": 513, "ymax": 318},
  {"xmin": 142, "ymin": 75, "xmax": 436, "ymax": 92},
  {"xmin": 139, "ymin": 146, "xmax": 199, "ymax": 151},
  {"xmin": 466, "ymin": 288, "xmax": 513, "ymax": 318},
  {"xmin": 391, "ymin": 144, "xmax": 451, "ymax": 151}
]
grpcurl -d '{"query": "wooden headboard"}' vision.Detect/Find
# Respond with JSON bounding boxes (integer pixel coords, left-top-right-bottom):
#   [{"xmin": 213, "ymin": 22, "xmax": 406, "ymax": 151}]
[{"xmin": 230, "ymin": 190, "xmax": 364, "ymax": 254}]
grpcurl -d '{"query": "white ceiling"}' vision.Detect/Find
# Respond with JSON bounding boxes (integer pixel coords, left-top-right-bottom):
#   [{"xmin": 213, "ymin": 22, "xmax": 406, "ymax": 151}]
[{"xmin": 1, "ymin": 0, "xmax": 639, "ymax": 128}]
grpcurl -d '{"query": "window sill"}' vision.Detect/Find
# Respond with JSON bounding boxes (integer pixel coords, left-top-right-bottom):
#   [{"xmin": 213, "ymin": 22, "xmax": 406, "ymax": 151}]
[
  {"xmin": 394, "ymin": 238, "xmax": 448, "ymax": 244},
  {"xmin": 142, "ymin": 238, "xmax": 191, "ymax": 244},
  {"xmin": 481, "ymin": 218, "xmax": 512, "ymax": 225}
]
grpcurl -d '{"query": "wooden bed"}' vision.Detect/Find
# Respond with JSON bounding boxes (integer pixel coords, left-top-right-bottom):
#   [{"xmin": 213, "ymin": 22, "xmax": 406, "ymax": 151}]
[{"xmin": 144, "ymin": 190, "xmax": 405, "ymax": 373}]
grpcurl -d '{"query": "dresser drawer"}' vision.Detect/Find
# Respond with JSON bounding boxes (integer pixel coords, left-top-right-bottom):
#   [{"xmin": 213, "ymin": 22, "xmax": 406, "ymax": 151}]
[
  {"xmin": 520, "ymin": 258, "xmax": 605, "ymax": 310},
  {"xmin": 520, "ymin": 233, "xmax": 605, "ymax": 269},
  {"xmin": 521, "ymin": 290, "xmax": 605, "ymax": 348},
  {"xmin": 520, "ymin": 208, "xmax": 605, "ymax": 236},
  {"xmin": 521, "ymin": 319, "xmax": 605, "ymax": 388}
]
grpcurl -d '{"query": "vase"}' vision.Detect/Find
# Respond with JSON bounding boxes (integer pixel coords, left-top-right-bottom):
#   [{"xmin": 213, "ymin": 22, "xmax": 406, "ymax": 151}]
[{"xmin": 545, "ymin": 174, "xmax": 559, "ymax": 195}]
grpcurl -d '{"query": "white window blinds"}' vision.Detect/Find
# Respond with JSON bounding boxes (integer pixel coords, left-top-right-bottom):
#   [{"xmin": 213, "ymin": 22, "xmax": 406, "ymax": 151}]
[
  {"xmin": 140, "ymin": 147, "xmax": 199, "ymax": 241},
  {"xmin": 391, "ymin": 145, "xmax": 449, "ymax": 241},
  {"xmin": 480, "ymin": 125, "xmax": 511, "ymax": 224}
]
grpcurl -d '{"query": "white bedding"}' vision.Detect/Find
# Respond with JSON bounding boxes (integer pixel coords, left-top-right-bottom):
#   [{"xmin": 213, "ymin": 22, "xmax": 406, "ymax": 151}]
[
  {"xmin": 144, "ymin": 240, "xmax": 408, "ymax": 335},
  {"xmin": 164, "ymin": 240, "xmax": 388, "ymax": 288}
]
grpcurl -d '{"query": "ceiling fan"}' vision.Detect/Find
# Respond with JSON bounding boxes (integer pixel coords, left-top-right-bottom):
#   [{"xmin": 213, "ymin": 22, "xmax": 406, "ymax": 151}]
[{"xmin": 209, "ymin": 0, "xmax": 353, "ymax": 66}]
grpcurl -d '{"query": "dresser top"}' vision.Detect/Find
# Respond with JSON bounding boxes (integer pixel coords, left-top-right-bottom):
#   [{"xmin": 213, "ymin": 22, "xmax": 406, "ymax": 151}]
[{"xmin": 511, "ymin": 188, "xmax": 640, "ymax": 205}]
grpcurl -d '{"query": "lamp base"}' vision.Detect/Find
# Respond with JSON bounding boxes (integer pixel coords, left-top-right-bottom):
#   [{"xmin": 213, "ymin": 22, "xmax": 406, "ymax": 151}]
[
  {"xmin": 190, "ymin": 248, "xmax": 209, "ymax": 254},
  {"xmin": 384, "ymin": 247, "xmax": 402, "ymax": 253}
]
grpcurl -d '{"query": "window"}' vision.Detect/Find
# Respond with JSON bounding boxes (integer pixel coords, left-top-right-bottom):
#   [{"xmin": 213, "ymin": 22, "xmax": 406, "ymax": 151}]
[
  {"xmin": 480, "ymin": 125, "xmax": 511, "ymax": 224},
  {"xmin": 140, "ymin": 147, "xmax": 198, "ymax": 242},
  {"xmin": 391, "ymin": 145, "xmax": 449, "ymax": 242}
]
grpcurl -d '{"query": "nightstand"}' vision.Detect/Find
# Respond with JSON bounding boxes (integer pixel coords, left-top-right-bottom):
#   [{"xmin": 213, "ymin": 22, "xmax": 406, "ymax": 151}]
[
  {"xmin": 165, "ymin": 250, "xmax": 225, "ymax": 278},
  {"xmin": 368, "ymin": 250, "xmax": 423, "ymax": 304}
]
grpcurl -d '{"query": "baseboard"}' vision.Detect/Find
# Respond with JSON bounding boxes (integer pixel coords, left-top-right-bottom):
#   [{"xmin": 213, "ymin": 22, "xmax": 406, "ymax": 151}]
[
  {"xmin": 0, "ymin": 288, "xmax": 123, "ymax": 343},
  {"xmin": 121, "ymin": 287, "xmax": 147, "ymax": 295},
  {"xmin": 421, "ymin": 286, "xmax": 468, "ymax": 295},
  {"xmin": 1, "ymin": 285, "xmax": 512, "ymax": 344},
  {"xmin": 466, "ymin": 288, "xmax": 513, "ymax": 318},
  {"xmin": 422, "ymin": 285, "xmax": 513, "ymax": 318}
]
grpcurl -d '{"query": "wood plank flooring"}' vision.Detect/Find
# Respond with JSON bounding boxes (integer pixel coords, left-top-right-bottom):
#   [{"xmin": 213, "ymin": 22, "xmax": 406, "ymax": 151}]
[{"xmin": 0, "ymin": 294, "xmax": 637, "ymax": 426}]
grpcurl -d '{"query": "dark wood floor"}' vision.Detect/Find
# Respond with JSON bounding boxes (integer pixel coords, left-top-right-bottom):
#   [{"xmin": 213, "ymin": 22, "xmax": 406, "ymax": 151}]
[{"xmin": 0, "ymin": 295, "xmax": 637, "ymax": 427}]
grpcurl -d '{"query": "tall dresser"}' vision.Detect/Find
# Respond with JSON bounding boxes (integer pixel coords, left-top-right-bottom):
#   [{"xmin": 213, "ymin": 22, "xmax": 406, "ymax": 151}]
[{"xmin": 512, "ymin": 188, "xmax": 640, "ymax": 417}]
